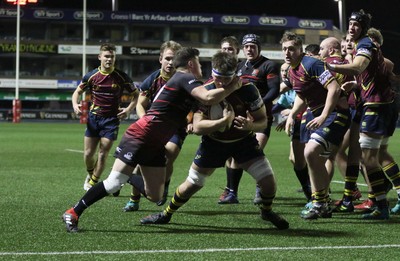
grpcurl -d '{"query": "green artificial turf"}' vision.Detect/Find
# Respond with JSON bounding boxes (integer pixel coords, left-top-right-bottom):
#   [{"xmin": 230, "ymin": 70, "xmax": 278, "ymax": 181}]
[{"xmin": 0, "ymin": 122, "xmax": 399, "ymax": 260}]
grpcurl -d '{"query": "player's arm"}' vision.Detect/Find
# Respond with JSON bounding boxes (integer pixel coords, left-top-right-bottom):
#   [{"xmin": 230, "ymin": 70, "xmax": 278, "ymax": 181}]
[
  {"xmin": 191, "ymin": 77, "xmax": 242, "ymax": 105},
  {"xmin": 326, "ymin": 55, "xmax": 370, "ymax": 76},
  {"xmin": 234, "ymin": 105, "xmax": 267, "ymax": 132},
  {"xmin": 262, "ymin": 75, "xmax": 280, "ymax": 104},
  {"xmin": 192, "ymin": 104, "xmax": 234, "ymax": 135},
  {"xmin": 306, "ymin": 80, "xmax": 341, "ymax": 130},
  {"xmin": 285, "ymin": 95, "xmax": 306, "ymax": 136},
  {"xmin": 135, "ymin": 92, "xmax": 150, "ymax": 118},
  {"xmin": 118, "ymin": 89, "xmax": 139, "ymax": 120},
  {"xmin": 71, "ymin": 86, "xmax": 84, "ymax": 116}
]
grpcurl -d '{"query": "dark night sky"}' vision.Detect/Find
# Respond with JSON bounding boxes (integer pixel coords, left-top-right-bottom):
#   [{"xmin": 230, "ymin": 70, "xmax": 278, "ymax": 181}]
[{"xmin": 2, "ymin": 0, "xmax": 400, "ymax": 71}]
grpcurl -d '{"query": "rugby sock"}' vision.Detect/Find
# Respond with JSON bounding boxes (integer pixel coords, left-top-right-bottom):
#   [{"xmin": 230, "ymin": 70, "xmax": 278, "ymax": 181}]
[
  {"xmin": 73, "ymin": 181, "xmax": 108, "ymax": 216},
  {"xmin": 89, "ymin": 175, "xmax": 99, "ymax": 186},
  {"xmin": 258, "ymin": 192, "xmax": 275, "ymax": 212},
  {"xmin": 129, "ymin": 193, "xmax": 141, "ymax": 203},
  {"xmin": 382, "ymin": 162, "xmax": 398, "ymax": 190},
  {"xmin": 313, "ymin": 189, "xmax": 328, "ymax": 206},
  {"xmin": 366, "ymin": 167, "xmax": 387, "ymax": 208},
  {"xmin": 343, "ymin": 165, "xmax": 359, "ymax": 202},
  {"xmin": 227, "ymin": 168, "xmax": 243, "ymax": 194},
  {"xmin": 294, "ymin": 166, "xmax": 311, "ymax": 200},
  {"xmin": 164, "ymin": 188, "xmax": 190, "ymax": 217}
]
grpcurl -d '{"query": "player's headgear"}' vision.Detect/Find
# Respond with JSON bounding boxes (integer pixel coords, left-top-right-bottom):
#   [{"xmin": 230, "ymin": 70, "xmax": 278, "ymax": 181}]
[
  {"xmin": 349, "ymin": 10, "xmax": 371, "ymax": 36},
  {"xmin": 242, "ymin": 34, "xmax": 261, "ymax": 52}
]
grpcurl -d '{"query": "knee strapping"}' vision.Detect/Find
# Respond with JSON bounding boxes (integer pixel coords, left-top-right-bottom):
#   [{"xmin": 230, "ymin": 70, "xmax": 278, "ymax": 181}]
[
  {"xmin": 310, "ymin": 133, "xmax": 332, "ymax": 156},
  {"xmin": 103, "ymin": 171, "xmax": 129, "ymax": 194},
  {"xmin": 359, "ymin": 135, "xmax": 382, "ymax": 149},
  {"xmin": 247, "ymin": 158, "xmax": 274, "ymax": 182},
  {"xmin": 186, "ymin": 167, "xmax": 207, "ymax": 187}
]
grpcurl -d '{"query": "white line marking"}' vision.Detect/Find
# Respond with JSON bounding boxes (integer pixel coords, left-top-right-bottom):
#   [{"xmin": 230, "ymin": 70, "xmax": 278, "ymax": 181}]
[
  {"xmin": 65, "ymin": 149, "xmax": 84, "ymax": 153},
  {"xmin": 331, "ymin": 180, "xmax": 368, "ymax": 187},
  {"xmin": 1, "ymin": 245, "xmax": 400, "ymax": 256}
]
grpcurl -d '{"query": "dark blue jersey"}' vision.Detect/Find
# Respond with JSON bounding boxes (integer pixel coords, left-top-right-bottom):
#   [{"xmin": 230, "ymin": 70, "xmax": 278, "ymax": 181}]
[
  {"xmin": 139, "ymin": 69, "xmax": 171, "ymax": 102},
  {"xmin": 198, "ymin": 79, "xmax": 264, "ymax": 141},
  {"xmin": 354, "ymin": 36, "xmax": 394, "ymax": 105}
]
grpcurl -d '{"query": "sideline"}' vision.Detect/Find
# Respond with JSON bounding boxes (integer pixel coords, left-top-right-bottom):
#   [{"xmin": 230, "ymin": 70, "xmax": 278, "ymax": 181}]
[{"xmin": 2, "ymin": 245, "xmax": 400, "ymax": 256}]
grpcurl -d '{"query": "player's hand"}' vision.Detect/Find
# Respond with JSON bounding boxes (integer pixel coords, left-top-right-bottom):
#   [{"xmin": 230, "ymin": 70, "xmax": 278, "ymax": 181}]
[
  {"xmin": 285, "ymin": 117, "xmax": 294, "ymax": 136},
  {"xmin": 275, "ymin": 119, "xmax": 286, "ymax": 132},
  {"xmin": 73, "ymin": 104, "xmax": 82, "ymax": 116},
  {"xmin": 117, "ymin": 108, "xmax": 129, "ymax": 120},
  {"xmin": 234, "ymin": 110, "xmax": 253, "ymax": 130},
  {"xmin": 306, "ymin": 115, "xmax": 326, "ymax": 130},
  {"xmin": 341, "ymin": 81, "xmax": 357, "ymax": 93},
  {"xmin": 186, "ymin": 123, "xmax": 194, "ymax": 134}
]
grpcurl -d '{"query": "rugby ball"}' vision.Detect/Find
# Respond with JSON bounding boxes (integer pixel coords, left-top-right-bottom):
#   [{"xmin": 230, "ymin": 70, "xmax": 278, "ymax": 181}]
[
  {"xmin": 209, "ymin": 100, "xmax": 231, "ymax": 132},
  {"xmin": 209, "ymin": 101, "xmax": 225, "ymax": 120}
]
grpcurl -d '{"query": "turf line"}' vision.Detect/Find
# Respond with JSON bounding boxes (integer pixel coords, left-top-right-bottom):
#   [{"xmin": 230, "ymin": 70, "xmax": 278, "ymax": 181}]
[
  {"xmin": 2, "ymin": 244, "xmax": 400, "ymax": 256},
  {"xmin": 65, "ymin": 149, "xmax": 84, "ymax": 153}
]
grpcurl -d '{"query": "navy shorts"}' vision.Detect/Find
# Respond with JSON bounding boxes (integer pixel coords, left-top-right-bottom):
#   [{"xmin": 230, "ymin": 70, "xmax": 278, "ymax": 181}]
[
  {"xmin": 168, "ymin": 127, "xmax": 188, "ymax": 149},
  {"xmin": 313, "ymin": 108, "xmax": 351, "ymax": 146},
  {"xmin": 193, "ymin": 134, "xmax": 264, "ymax": 168},
  {"xmin": 300, "ymin": 109, "xmax": 313, "ymax": 143},
  {"xmin": 85, "ymin": 112, "xmax": 120, "ymax": 141},
  {"xmin": 360, "ymin": 103, "xmax": 398, "ymax": 137}
]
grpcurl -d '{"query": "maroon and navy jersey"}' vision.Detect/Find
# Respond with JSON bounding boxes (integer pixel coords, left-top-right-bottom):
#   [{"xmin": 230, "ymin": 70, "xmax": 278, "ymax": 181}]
[
  {"xmin": 78, "ymin": 67, "xmax": 137, "ymax": 117},
  {"xmin": 325, "ymin": 55, "xmax": 352, "ymax": 85},
  {"xmin": 289, "ymin": 55, "xmax": 336, "ymax": 115},
  {"xmin": 197, "ymin": 79, "xmax": 264, "ymax": 142},
  {"xmin": 354, "ymin": 36, "xmax": 394, "ymax": 105},
  {"xmin": 236, "ymin": 55, "xmax": 280, "ymax": 117},
  {"xmin": 145, "ymin": 71, "xmax": 203, "ymax": 129},
  {"xmin": 139, "ymin": 69, "xmax": 170, "ymax": 102}
]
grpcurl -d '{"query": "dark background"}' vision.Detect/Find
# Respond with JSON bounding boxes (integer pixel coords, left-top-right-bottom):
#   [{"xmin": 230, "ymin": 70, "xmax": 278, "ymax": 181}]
[{"xmin": 2, "ymin": 0, "xmax": 400, "ymax": 72}]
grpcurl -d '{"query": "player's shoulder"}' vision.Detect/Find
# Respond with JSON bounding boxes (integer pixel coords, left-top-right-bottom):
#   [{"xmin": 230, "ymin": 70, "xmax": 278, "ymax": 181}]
[
  {"xmin": 302, "ymin": 55, "xmax": 323, "ymax": 70},
  {"xmin": 356, "ymin": 36, "xmax": 375, "ymax": 51}
]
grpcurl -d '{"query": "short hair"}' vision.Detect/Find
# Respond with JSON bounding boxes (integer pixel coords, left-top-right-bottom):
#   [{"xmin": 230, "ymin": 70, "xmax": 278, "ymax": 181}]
[
  {"xmin": 160, "ymin": 40, "xmax": 182, "ymax": 55},
  {"xmin": 212, "ymin": 51, "xmax": 238, "ymax": 75},
  {"xmin": 173, "ymin": 47, "xmax": 200, "ymax": 68},
  {"xmin": 305, "ymin": 44, "xmax": 320, "ymax": 56},
  {"xmin": 220, "ymin": 36, "xmax": 240, "ymax": 54},
  {"xmin": 367, "ymin": 27, "xmax": 383, "ymax": 46},
  {"xmin": 349, "ymin": 9, "xmax": 372, "ymax": 36},
  {"xmin": 280, "ymin": 32, "xmax": 303, "ymax": 48},
  {"xmin": 100, "ymin": 43, "xmax": 116, "ymax": 52}
]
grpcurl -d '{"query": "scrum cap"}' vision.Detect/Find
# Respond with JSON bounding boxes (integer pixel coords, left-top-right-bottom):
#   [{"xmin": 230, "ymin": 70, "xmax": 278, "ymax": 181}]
[
  {"xmin": 349, "ymin": 10, "xmax": 371, "ymax": 35},
  {"xmin": 242, "ymin": 34, "xmax": 261, "ymax": 47},
  {"xmin": 242, "ymin": 34, "xmax": 261, "ymax": 54}
]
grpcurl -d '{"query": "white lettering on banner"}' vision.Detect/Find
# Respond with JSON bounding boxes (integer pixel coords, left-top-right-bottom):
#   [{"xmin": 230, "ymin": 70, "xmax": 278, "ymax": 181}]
[
  {"xmin": 298, "ymin": 20, "xmax": 327, "ymax": 29},
  {"xmin": 58, "ymin": 45, "xmax": 122, "ymax": 54},
  {"xmin": 0, "ymin": 79, "xmax": 57, "ymax": 89}
]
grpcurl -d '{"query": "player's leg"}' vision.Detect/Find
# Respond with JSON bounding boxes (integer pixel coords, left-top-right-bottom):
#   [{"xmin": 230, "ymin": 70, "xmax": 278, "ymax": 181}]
[
  {"xmin": 141, "ymin": 164, "xmax": 214, "ymax": 224},
  {"xmin": 83, "ymin": 136, "xmax": 99, "ymax": 190},
  {"xmin": 62, "ymin": 158, "xmax": 135, "ymax": 232},
  {"xmin": 243, "ymin": 156, "xmax": 289, "ymax": 230},
  {"xmin": 123, "ymin": 165, "xmax": 141, "ymax": 212}
]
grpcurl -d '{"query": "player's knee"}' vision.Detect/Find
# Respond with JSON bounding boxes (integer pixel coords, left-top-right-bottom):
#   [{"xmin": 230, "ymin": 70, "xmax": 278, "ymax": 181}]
[
  {"xmin": 247, "ymin": 158, "xmax": 274, "ymax": 182},
  {"xmin": 103, "ymin": 171, "xmax": 129, "ymax": 194},
  {"xmin": 309, "ymin": 133, "xmax": 332, "ymax": 157},
  {"xmin": 359, "ymin": 135, "xmax": 381, "ymax": 149},
  {"xmin": 186, "ymin": 167, "xmax": 207, "ymax": 187}
]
